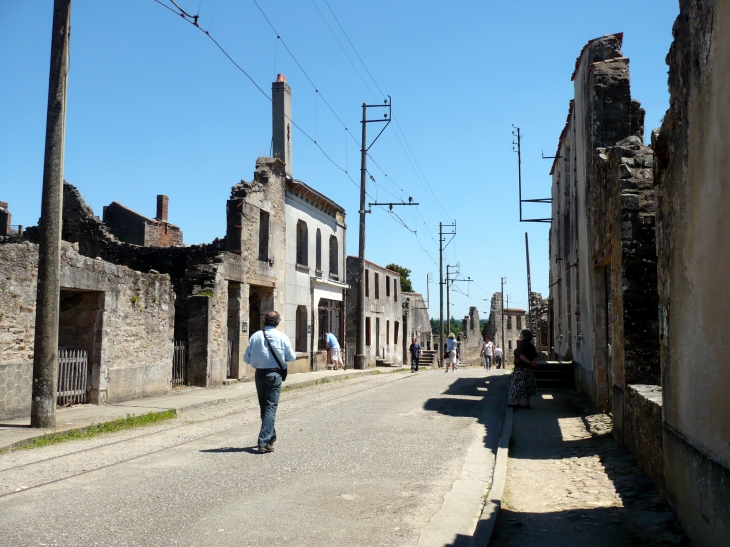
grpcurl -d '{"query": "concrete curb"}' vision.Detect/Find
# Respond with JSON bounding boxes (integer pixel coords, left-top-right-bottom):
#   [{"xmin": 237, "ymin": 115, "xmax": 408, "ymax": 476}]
[
  {"xmin": 0, "ymin": 368, "xmax": 392, "ymax": 452},
  {"xmin": 471, "ymin": 404, "xmax": 514, "ymax": 546}
]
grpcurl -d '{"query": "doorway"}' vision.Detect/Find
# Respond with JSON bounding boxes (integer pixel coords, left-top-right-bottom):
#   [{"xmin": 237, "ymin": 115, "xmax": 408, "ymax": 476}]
[
  {"xmin": 58, "ymin": 289, "xmax": 104, "ymax": 404},
  {"xmin": 249, "ymin": 285, "xmax": 274, "ymax": 337},
  {"xmin": 375, "ymin": 318, "xmax": 381, "ymax": 358},
  {"xmin": 227, "ymin": 282, "xmax": 241, "ymax": 378}
]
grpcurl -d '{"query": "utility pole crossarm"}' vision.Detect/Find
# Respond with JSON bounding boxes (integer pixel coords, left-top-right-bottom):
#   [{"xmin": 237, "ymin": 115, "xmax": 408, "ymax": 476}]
[{"xmin": 513, "ymin": 125, "xmax": 553, "ymax": 223}]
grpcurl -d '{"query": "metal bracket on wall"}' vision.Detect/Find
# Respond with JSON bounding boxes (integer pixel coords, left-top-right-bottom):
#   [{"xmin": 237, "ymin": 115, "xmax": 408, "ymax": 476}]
[{"xmin": 513, "ymin": 125, "xmax": 552, "ymax": 223}]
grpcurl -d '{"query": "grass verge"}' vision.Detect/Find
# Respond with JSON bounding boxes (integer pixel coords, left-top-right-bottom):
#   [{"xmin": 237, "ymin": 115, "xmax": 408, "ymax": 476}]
[{"xmin": 16, "ymin": 409, "xmax": 177, "ymax": 451}]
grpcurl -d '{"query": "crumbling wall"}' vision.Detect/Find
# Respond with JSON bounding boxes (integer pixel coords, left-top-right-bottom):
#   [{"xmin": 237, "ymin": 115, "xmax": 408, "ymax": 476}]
[
  {"xmin": 460, "ymin": 307, "xmax": 483, "ymax": 364},
  {"xmin": 654, "ymin": 1, "xmax": 730, "ymax": 544}
]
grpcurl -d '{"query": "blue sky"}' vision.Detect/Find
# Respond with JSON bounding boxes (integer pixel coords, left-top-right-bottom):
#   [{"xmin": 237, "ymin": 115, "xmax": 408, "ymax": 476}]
[{"xmin": 0, "ymin": 0, "xmax": 679, "ymax": 321}]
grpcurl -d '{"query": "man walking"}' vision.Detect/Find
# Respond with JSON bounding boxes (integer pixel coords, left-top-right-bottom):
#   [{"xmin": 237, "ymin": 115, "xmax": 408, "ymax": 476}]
[
  {"xmin": 409, "ymin": 337, "xmax": 422, "ymax": 373},
  {"xmin": 326, "ymin": 331, "xmax": 345, "ymax": 370},
  {"xmin": 244, "ymin": 310, "xmax": 295, "ymax": 453},
  {"xmin": 494, "ymin": 345, "xmax": 503, "ymax": 369},
  {"xmin": 481, "ymin": 336, "xmax": 495, "ymax": 371}
]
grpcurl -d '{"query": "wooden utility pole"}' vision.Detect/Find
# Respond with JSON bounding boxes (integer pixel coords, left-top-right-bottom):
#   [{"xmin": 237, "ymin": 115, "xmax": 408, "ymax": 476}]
[
  {"xmin": 354, "ymin": 98, "xmax": 390, "ymax": 369},
  {"xmin": 354, "ymin": 103, "xmax": 368, "ymax": 369},
  {"xmin": 31, "ymin": 0, "xmax": 71, "ymax": 428}
]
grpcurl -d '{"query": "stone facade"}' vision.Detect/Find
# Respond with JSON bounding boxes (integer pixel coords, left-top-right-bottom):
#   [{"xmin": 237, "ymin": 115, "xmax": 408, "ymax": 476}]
[
  {"xmin": 0, "ymin": 201, "xmax": 10, "ymax": 236},
  {"xmin": 284, "ymin": 179, "xmax": 347, "ymax": 371},
  {"xmin": 345, "ymin": 257, "xmax": 402, "ymax": 367},
  {"xmin": 547, "ymin": 33, "xmax": 658, "ymax": 411},
  {"xmin": 484, "ymin": 292, "xmax": 525, "ymax": 360},
  {"xmin": 401, "ymin": 292, "xmax": 432, "ymax": 362},
  {"xmin": 0, "ymin": 242, "xmax": 174, "ymax": 419},
  {"xmin": 459, "ymin": 307, "xmax": 483, "ymax": 364},
  {"xmin": 102, "ymin": 198, "xmax": 183, "ymax": 247},
  {"xmin": 653, "ymin": 2, "xmax": 730, "ymax": 544}
]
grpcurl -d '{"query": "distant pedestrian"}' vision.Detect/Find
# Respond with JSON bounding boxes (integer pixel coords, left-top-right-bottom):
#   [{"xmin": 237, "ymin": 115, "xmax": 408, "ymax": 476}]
[
  {"xmin": 494, "ymin": 346, "xmax": 503, "ymax": 369},
  {"xmin": 480, "ymin": 336, "xmax": 495, "ymax": 371},
  {"xmin": 244, "ymin": 310, "xmax": 295, "ymax": 453},
  {"xmin": 409, "ymin": 337, "xmax": 422, "ymax": 372},
  {"xmin": 326, "ymin": 331, "xmax": 344, "ymax": 370},
  {"xmin": 445, "ymin": 333, "xmax": 458, "ymax": 372},
  {"xmin": 508, "ymin": 330, "xmax": 538, "ymax": 409}
]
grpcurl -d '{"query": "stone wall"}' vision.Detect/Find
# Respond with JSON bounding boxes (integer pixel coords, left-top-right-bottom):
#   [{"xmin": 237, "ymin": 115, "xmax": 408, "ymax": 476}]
[
  {"xmin": 460, "ymin": 307, "xmax": 483, "ymax": 364},
  {"xmin": 621, "ymin": 385, "xmax": 665, "ymax": 495},
  {"xmin": 345, "ymin": 257, "xmax": 402, "ymax": 367},
  {"xmin": 401, "ymin": 292, "xmax": 432, "ymax": 362},
  {"xmin": 654, "ymin": 1, "xmax": 730, "ymax": 544},
  {"xmin": 0, "ymin": 242, "xmax": 175, "ymax": 418}
]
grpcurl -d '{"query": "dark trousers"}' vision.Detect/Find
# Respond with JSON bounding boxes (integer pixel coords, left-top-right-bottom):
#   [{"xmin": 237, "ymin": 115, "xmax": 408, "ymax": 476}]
[
  {"xmin": 411, "ymin": 355, "xmax": 420, "ymax": 371},
  {"xmin": 255, "ymin": 370, "xmax": 281, "ymax": 447}
]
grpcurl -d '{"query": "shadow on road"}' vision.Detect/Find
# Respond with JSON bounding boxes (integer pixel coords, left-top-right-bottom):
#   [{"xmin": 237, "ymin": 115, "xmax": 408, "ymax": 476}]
[{"xmin": 199, "ymin": 446, "xmax": 260, "ymax": 454}]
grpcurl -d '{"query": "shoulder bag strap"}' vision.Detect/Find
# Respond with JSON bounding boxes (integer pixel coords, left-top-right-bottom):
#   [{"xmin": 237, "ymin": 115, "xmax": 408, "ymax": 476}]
[{"xmin": 262, "ymin": 329, "xmax": 285, "ymax": 371}]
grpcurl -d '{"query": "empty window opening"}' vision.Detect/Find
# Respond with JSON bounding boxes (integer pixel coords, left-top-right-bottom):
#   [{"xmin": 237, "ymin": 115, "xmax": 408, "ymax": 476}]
[
  {"xmin": 296, "ymin": 220, "xmax": 308, "ymax": 266},
  {"xmin": 329, "ymin": 235, "xmax": 339, "ymax": 277},
  {"xmin": 386, "ymin": 276, "xmax": 391, "ymax": 297},
  {"xmin": 258, "ymin": 210, "xmax": 270, "ymax": 261},
  {"xmin": 315, "ymin": 229, "xmax": 322, "ymax": 271},
  {"xmin": 365, "ymin": 269, "xmax": 370, "ymax": 297},
  {"xmin": 365, "ymin": 316, "xmax": 371, "ymax": 346},
  {"xmin": 295, "ymin": 305, "xmax": 307, "ymax": 352},
  {"xmin": 375, "ymin": 273, "xmax": 380, "ymax": 299}
]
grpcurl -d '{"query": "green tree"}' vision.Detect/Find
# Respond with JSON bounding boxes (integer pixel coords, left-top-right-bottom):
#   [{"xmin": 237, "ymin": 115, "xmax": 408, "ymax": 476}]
[{"xmin": 385, "ymin": 263, "xmax": 413, "ymax": 293}]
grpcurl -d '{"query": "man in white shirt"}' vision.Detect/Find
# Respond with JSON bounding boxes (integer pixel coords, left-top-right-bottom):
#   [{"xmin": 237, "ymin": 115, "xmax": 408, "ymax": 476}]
[{"xmin": 244, "ymin": 310, "xmax": 295, "ymax": 453}]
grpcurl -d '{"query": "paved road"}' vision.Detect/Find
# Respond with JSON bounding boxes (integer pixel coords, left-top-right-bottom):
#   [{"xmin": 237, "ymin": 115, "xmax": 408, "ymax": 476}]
[{"xmin": 0, "ymin": 369, "xmax": 509, "ymax": 547}]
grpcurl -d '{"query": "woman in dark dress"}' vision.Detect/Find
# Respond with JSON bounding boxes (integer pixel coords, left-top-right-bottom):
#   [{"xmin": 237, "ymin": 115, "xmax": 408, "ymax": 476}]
[{"xmin": 508, "ymin": 329, "xmax": 538, "ymax": 408}]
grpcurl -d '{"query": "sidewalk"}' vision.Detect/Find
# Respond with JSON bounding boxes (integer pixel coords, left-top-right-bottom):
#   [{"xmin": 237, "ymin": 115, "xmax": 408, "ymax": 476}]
[
  {"xmin": 0, "ymin": 366, "xmax": 404, "ymax": 451},
  {"xmin": 488, "ymin": 391, "xmax": 689, "ymax": 547}
]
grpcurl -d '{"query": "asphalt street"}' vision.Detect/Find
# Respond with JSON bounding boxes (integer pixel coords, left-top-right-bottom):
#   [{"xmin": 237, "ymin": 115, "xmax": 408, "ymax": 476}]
[{"xmin": 0, "ymin": 369, "xmax": 509, "ymax": 547}]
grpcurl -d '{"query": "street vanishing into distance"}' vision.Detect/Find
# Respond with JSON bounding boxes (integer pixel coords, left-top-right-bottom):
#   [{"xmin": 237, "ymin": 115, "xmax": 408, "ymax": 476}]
[{"xmin": 0, "ymin": 370, "xmax": 509, "ymax": 547}]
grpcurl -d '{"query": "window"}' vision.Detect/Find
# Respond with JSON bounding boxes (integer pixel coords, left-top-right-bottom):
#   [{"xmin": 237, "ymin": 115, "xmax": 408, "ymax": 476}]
[
  {"xmin": 507, "ymin": 315, "xmax": 512, "ymax": 329},
  {"xmin": 386, "ymin": 276, "xmax": 391, "ymax": 297},
  {"xmin": 516, "ymin": 315, "xmax": 522, "ymax": 330},
  {"xmin": 365, "ymin": 316, "xmax": 371, "ymax": 346},
  {"xmin": 508, "ymin": 340, "xmax": 512, "ymax": 350},
  {"xmin": 329, "ymin": 235, "xmax": 338, "ymax": 276},
  {"xmin": 296, "ymin": 220, "xmax": 308, "ymax": 266},
  {"xmin": 258, "ymin": 210, "xmax": 269, "ymax": 261},
  {"xmin": 365, "ymin": 269, "xmax": 370, "ymax": 297},
  {"xmin": 295, "ymin": 305, "xmax": 307, "ymax": 352},
  {"xmin": 394, "ymin": 321, "xmax": 399, "ymax": 346},
  {"xmin": 375, "ymin": 273, "xmax": 380, "ymax": 299},
  {"xmin": 315, "ymin": 229, "xmax": 322, "ymax": 271},
  {"xmin": 394, "ymin": 279, "xmax": 397, "ymax": 302},
  {"xmin": 386, "ymin": 320, "xmax": 390, "ymax": 345}
]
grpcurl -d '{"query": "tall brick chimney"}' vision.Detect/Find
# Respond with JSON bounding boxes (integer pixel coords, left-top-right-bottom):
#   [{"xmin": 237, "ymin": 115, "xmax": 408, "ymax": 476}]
[
  {"xmin": 156, "ymin": 195, "xmax": 169, "ymax": 222},
  {"xmin": 272, "ymin": 74, "xmax": 292, "ymax": 177}
]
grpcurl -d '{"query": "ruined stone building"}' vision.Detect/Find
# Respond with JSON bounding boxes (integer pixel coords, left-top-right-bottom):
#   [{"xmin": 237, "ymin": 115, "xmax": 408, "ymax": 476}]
[
  {"xmin": 484, "ymin": 292, "xmax": 526, "ymax": 358},
  {"xmin": 285, "ymin": 178, "xmax": 347, "ymax": 371},
  {"xmin": 345, "ymin": 258, "xmax": 402, "ymax": 367},
  {"xmin": 102, "ymin": 195, "xmax": 182, "ymax": 247},
  {"xmin": 0, "ymin": 74, "xmax": 348, "ymax": 418},
  {"xmin": 548, "ymin": 34, "xmax": 659, "ymax": 423},
  {"xmin": 459, "ymin": 307, "xmax": 483, "ymax": 364},
  {"xmin": 0, "ymin": 201, "xmax": 11, "ymax": 236},
  {"xmin": 651, "ymin": 2, "xmax": 730, "ymax": 543},
  {"xmin": 401, "ymin": 292, "xmax": 432, "ymax": 358},
  {"xmin": 0, "ymin": 241, "xmax": 174, "ymax": 420}
]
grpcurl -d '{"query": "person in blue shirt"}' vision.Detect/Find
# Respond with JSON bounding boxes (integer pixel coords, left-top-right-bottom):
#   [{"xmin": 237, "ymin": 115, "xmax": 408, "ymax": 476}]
[
  {"xmin": 325, "ymin": 331, "xmax": 344, "ymax": 370},
  {"xmin": 445, "ymin": 332, "xmax": 458, "ymax": 372},
  {"xmin": 244, "ymin": 310, "xmax": 295, "ymax": 453}
]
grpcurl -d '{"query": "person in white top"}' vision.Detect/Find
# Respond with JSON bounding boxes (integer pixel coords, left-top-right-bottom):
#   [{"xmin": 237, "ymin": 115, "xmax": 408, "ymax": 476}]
[
  {"xmin": 480, "ymin": 336, "xmax": 495, "ymax": 371},
  {"xmin": 494, "ymin": 346, "xmax": 503, "ymax": 369}
]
